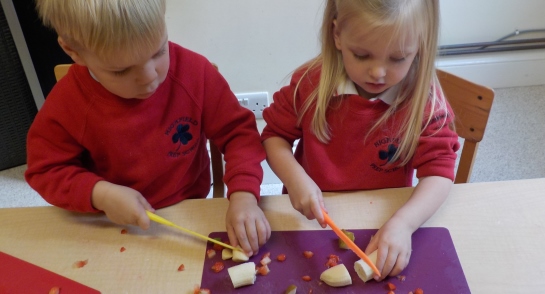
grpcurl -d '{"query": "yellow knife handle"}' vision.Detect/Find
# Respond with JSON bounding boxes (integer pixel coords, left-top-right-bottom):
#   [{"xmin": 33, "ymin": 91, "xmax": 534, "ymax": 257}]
[{"xmin": 146, "ymin": 211, "xmax": 240, "ymax": 252}]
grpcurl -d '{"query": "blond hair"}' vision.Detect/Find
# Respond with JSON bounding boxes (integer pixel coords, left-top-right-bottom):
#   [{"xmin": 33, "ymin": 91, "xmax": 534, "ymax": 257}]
[
  {"xmin": 35, "ymin": 0, "xmax": 166, "ymax": 61},
  {"xmin": 296, "ymin": 0, "xmax": 446, "ymax": 166}
]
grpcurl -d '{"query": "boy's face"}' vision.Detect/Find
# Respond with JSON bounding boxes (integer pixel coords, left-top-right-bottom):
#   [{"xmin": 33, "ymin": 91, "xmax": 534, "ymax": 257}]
[
  {"xmin": 74, "ymin": 33, "xmax": 170, "ymax": 99},
  {"xmin": 333, "ymin": 19, "xmax": 418, "ymax": 100}
]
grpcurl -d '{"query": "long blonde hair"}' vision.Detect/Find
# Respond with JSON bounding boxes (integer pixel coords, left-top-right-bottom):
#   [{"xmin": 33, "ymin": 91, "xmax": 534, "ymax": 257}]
[
  {"xmin": 35, "ymin": 0, "xmax": 166, "ymax": 62},
  {"xmin": 296, "ymin": 0, "xmax": 445, "ymax": 166}
]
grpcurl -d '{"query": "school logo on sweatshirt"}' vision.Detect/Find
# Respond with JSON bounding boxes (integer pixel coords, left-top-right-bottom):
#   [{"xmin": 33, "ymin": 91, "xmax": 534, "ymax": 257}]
[
  {"xmin": 164, "ymin": 117, "xmax": 199, "ymax": 158},
  {"xmin": 370, "ymin": 137, "xmax": 401, "ymax": 173}
]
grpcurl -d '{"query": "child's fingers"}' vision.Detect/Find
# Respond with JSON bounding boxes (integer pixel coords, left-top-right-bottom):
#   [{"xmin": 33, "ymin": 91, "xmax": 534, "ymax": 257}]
[
  {"xmin": 256, "ymin": 217, "xmax": 271, "ymax": 247},
  {"xmin": 310, "ymin": 202, "xmax": 326, "ymax": 228},
  {"xmin": 226, "ymin": 224, "xmax": 239, "ymax": 250}
]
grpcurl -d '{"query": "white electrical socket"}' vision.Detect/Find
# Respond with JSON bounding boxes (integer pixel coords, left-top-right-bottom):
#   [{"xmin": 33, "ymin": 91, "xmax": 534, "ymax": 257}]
[{"xmin": 235, "ymin": 92, "xmax": 268, "ymax": 119}]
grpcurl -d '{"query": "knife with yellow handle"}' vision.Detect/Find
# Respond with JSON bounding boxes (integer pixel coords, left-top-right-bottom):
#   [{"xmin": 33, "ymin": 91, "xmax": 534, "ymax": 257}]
[
  {"xmin": 146, "ymin": 211, "xmax": 242, "ymax": 252},
  {"xmin": 321, "ymin": 209, "xmax": 381, "ymax": 277}
]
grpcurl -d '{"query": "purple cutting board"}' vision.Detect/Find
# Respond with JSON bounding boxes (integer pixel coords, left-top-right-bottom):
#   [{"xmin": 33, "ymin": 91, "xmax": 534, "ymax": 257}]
[{"xmin": 201, "ymin": 227, "xmax": 470, "ymax": 293}]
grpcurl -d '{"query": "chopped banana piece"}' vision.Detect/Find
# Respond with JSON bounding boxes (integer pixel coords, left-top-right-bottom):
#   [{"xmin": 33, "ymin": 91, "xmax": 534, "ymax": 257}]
[
  {"xmin": 227, "ymin": 262, "xmax": 256, "ymax": 288},
  {"xmin": 338, "ymin": 229, "xmax": 355, "ymax": 249},
  {"xmin": 320, "ymin": 264, "xmax": 352, "ymax": 287},
  {"xmin": 222, "ymin": 248, "xmax": 233, "ymax": 260},
  {"xmin": 232, "ymin": 246, "xmax": 249, "ymax": 262},
  {"xmin": 354, "ymin": 250, "xmax": 378, "ymax": 282},
  {"xmin": 284, "ymin": 284, "xmax": 297, "ymax": 294}
]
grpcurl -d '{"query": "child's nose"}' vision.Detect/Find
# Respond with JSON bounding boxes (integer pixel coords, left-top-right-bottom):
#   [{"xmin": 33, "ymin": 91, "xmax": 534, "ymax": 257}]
[
  {"xmin": 136, "ymin": 62, "xmax": 158, "ymax": 85},
  {"xmin": 369, "ymin": 65, "xmax": 386, "ymax": 80}
]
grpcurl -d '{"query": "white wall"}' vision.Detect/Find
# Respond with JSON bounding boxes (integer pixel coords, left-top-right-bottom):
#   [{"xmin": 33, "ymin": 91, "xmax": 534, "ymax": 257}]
[{"xmin": 166, "ymin": 0, "xmax": 545, "ymax": 92}]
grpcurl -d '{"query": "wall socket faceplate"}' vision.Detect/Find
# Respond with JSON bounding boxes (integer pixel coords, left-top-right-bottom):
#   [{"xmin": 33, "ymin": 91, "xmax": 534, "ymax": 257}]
[{"xmin": 236, "ymin": 92, "xmax": 268, "ymax": 119}]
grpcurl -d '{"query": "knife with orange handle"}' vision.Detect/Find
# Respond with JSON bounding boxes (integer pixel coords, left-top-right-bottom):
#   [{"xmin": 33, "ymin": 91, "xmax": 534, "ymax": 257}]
[{"xmin": 321, "ymin": 208, "xmax": 381, "ymax": 278}]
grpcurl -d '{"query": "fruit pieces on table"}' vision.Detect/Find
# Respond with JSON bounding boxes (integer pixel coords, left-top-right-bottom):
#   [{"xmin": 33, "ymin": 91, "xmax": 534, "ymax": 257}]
[
  {"xmin": 320, "ymin": 264, "xmax": 352, "ymax": 287},
  {"xmin": 338, "ymin": 229, "xmax": 355, "ymax": 250},
  {"xmin": 222, "ymin": 248, "xmax": 233, "ymax": 260},
  {"xmin": 72, "ymin": 259, "xmax": 88, "ymax": 269},
  {"xmin": 211, "ymin": 261, "xmax": 225, "ymax": 273},
  {"xmin": 227, "ymin": 262, "xmax": 256, "ymax": 288},
  {"xmin": 232, "ymin": 246, "xmax": 249, "ymax": 262},
  {"xmin": 284, "ymin": 284, "xmax": 297, "ymax": 294},
  {"xmin": 354, "ymin": 250, "xmax": 378, "ymax": 282}
]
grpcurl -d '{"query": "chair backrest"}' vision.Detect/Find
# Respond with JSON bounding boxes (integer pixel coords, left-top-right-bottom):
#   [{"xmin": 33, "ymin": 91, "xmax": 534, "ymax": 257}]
[
  {"xmin": 436, "ymin": 69, "xmax": 495, "ymax": 184},
  {"xmin": 53, "ymin": 64, "xmax": 225, "ymax": 197}
]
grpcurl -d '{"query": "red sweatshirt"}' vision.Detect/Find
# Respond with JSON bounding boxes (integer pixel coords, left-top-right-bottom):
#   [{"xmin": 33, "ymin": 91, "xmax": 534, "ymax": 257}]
[
  {"xmin": 25, "ymin": 42, "xmax": 265, "ymax": 212},
  {"xmin": 262, "ymin": 67, "xmax": 460, "ymax": 192}
]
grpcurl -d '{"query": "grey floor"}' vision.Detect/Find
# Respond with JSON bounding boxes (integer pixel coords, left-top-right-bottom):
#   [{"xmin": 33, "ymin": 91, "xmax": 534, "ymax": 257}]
[{"xmin": 1, "ymin": 85, "xmax": 545, "ymax": 208}]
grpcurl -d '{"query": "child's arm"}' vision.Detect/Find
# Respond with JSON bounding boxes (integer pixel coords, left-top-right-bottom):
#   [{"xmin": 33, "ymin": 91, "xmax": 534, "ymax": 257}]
[
  {"xmin": 91, "ymin": 181, "xmax": 155, "ymax": 230},
  {"xmin": 364, "ymin": 176, "xmax": 452, "ymax": 280},
  {"xmin": 225, "ymin": 191, "xmax": 271, "ymax": 256},
  {"xmin": 263, "ymin": 137, "xmax": 327, "ymax": 228}
]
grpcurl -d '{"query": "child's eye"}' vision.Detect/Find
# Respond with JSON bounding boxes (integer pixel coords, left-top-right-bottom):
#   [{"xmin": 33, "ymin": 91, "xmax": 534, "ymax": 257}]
[
  {"xmin": 390, "ymin": 57, "xmax": 406, "ymax": 63},
  {"xmin": 112, "ymin": 69, "xmax": 129, "ymax": 76},
  {"xmin": 353, "ymin": 53, "xmax": 369, "ymax": 60}
]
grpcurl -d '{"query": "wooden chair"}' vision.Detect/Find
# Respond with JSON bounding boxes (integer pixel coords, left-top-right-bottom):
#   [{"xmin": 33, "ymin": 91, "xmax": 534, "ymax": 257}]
[
  {"xmin": 436, "ymin": 69, "xmax": 495, "ymax": 184},
  {"xmin": 53, "ymin": 64, "xmax": 225, "ymax": 197}
]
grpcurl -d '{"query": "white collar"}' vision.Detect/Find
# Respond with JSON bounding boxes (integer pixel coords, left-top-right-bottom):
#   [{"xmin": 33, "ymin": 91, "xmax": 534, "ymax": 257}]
[{"xmin": 336, "ymin": 80, "xmax": 399, "ymax": 105}]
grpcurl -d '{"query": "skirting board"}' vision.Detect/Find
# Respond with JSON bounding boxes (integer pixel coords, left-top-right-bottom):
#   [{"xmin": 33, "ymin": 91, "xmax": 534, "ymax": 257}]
[{"xmin": 437, "ymin": 49, "xmax": 545, "ymax": 89}]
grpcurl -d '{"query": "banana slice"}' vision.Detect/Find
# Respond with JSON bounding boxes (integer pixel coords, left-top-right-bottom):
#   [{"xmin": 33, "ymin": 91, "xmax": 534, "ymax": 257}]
[
  {"xmin": 222, "ymin": 248, "xmax": 233, "ymax": 260},
  {"xmin": 227, "ymin": 262, "xmax": 256, "ymax": 288},
  {"xmin": 319, "ymin": 264, "xmax": 352, "ymax": 287},
  {"xmin": 354, "ymin": 250, "xmax": 378, "ymax": 282},
  {"xmin": 232, "ymin": 246, "xmax": 249, "ymax": 262}
]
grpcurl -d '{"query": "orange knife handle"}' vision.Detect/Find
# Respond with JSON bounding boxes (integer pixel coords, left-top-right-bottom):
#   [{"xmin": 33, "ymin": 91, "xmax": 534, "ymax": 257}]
[{"xmin": 322, "ymin": 211, "xmax": 381, "ymax": 277}]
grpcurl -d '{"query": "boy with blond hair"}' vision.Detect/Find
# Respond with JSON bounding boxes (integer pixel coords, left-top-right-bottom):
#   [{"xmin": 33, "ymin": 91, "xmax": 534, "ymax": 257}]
[{"xmin": 25, "ymin": 0, "xmax": 270, "ymax": 256}]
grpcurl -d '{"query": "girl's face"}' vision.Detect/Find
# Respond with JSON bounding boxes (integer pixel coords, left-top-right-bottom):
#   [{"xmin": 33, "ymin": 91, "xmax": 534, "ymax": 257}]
[
  {"xmin": 76, "ymin": 32, "xmax": 170, "ymax": 100},
  {"xmin": 333, "ymin": 19, "xmax": 419, "ymax": 99}
]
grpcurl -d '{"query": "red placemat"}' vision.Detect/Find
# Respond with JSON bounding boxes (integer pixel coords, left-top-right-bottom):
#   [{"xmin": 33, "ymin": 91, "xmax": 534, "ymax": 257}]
[
  {"xmin": 200, "ymin": 227, "xmax": 470, "ymax": 293},
  {"xmin": 0, "ymin": 252, "xmax": 100, "ymax": 294}
]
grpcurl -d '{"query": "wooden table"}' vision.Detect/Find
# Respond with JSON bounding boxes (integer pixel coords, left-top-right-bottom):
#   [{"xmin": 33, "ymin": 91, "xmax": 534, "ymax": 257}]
[{"xmin": 1, "ymin": 178, "xmax": 544, "ymax": 293}]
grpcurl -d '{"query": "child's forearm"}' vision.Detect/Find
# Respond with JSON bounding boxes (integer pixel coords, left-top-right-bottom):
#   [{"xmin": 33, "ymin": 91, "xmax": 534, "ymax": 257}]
[
  {"xmin": 388, "ymin": 176, "xmax": 452, "ymax": 232},
  {"xmin": 263, "ymin": 137, "xmax": 307, "ymax": 189}
]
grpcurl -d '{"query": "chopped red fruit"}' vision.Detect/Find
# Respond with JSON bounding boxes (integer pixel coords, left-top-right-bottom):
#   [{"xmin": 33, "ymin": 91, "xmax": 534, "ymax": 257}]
[
  {"xmin": 414, "ymin": 288, "xmax": 424, "ymax": 294},
  {"xmin": 206, "ymin": 249, "xmax": 216, "ymax": 259},
  {"xmin": 178, "ymin": 264, "xmax": 185, "ymax": 271},
  {"xmin": 120, "ymin": 229, "xmax": 128, "ymax": 234},
  {"xmin": 277, "ymin": 254, "xmax": 286, "ymax": 262},
  {"xmin": 211, "ymin": 261, "xmax": 225, "ymax": 273},
  {"xmin": 387, "ymin": 282, "xmax": 397, "ymax": 290},
  {"xmin": 302, "ymin": 275, "xmax": 312, "ymax": 281},
  {"xmin": 120, "ymin": 247, "xmax": 126, "ymax": 252},
  {"xmin": 387, "ymin": 291, "xmax": 395, "ymax": 294},
  {"xmin": 397, "ymin": 275, "xmax": 406, "ymax": 281},
  {"xmin": 325, "ymin": 254, "xmax": 340, "ymax": 268},
  {"xmin": 193, "ymin": 285, "xmax": 211, "ymax": 294},
  {"xmin": 72, "ymin": 259, "xmax": 88, "ymax": 268},
  {"xmin": 49, "ymin": 286, "xmax": 60, "ymax": 294},
  {"xmin": 257, "ymin": 264, "xmax": 270, "ymax": 276},
  {"xmin": 262, "ymin": 252, "xmax": 271, "ymax": 258},
  {"xmin": 303, "ymin": 251, "xmax": 314, "ymax": 258}
]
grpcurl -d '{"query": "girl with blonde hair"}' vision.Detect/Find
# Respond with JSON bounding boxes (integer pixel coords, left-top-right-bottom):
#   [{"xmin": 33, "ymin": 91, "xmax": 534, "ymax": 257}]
[{"xmin": 262, "ymin": 0, "xmax": 459, "ymax": 279}]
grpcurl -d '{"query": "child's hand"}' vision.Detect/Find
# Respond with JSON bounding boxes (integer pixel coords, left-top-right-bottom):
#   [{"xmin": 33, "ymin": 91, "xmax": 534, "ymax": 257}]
[
  {"xmin": 364, "ymin": 217, "xmax": 412, "ymax": 281},
  {"xmin": 286, "ymin": 175, "xmax": 327, "ymax": 228},
  {"xmin": 226, "ymin": 192, "xmax": 271, "ymax": 256},
  {"xmin": 91, "ymin": 181, "xmax": 155, "ymax": 230}
]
